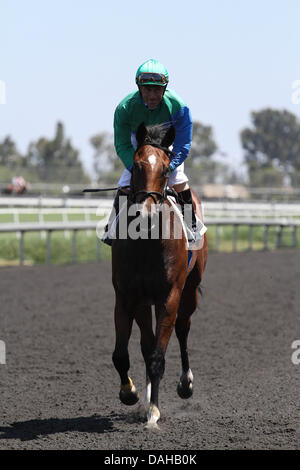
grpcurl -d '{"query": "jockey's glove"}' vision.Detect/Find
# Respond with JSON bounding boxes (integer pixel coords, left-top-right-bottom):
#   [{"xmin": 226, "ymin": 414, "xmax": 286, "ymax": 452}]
[{"xmin": 169, "ymin": 161, "xmax": 176, "ymax": 172}]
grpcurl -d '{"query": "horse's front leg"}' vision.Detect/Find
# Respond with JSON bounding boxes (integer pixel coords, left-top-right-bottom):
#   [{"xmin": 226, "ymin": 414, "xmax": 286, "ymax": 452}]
[
  {"xmin": 135, "ymin": 306, "xmax": 155, "ymax": 420},
  {"xmin": 146, "ymin": 289, "xmax": 181, "ymax": 428},
  {"xmin": 112, "ymin": 297, "xmax": 139, "ymax": 406}
]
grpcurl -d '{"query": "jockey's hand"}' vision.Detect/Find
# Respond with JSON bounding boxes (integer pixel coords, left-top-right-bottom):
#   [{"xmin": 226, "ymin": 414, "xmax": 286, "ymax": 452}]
[{"xmin": 169, "ymin": 161, "xmax": 176, "ymax": 172}]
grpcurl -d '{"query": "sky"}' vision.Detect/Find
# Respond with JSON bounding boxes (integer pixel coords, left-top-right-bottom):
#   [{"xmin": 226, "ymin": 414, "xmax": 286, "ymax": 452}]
[{"xmin": 1, "ymin": 0, "xmax": 300, "ymax": 180}]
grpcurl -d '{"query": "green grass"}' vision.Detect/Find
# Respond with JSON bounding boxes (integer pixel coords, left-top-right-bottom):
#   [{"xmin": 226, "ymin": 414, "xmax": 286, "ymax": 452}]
[
  {"xmin": 0, "ymin": 222, "xmax": 299, "ymax": 267},
  {"xmin": 0, "ymin": 231, "xmax": 112, "ymax": 266},
  {"xmin": 0, "ymin": 209, "xmax": 108, "ymax": 265},
  {"xmin": 0, "ymin": 212, "xmax": 100, "ymax": 224},
  {"xmin": 206, "ymin": 224, "xmax": 299, "ymax": 252}
]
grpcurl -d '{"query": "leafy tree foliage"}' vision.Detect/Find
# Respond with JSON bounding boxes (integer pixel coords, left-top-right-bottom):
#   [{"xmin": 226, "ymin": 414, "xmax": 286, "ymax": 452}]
[
  {"xmin": 90, "ymin": 131, "xmax": 123, "ymax": 183},
  {"xmin": 185, "ymin": 121, "xmax": 236, "ymax": 185},
  {"xmin": 26, "ymin": 122, "xmax": 89, "ymax": 183},
  {"xmin": 241, "ymin": 108, "xmax": 300, "ymax": 186},
  {"xmin": 189, "ymin": 121, "xmax": 218, "ymax": 162},
  {"xmin": 0, "ymin": 136, "xmax": 22, "ymax": 167}
]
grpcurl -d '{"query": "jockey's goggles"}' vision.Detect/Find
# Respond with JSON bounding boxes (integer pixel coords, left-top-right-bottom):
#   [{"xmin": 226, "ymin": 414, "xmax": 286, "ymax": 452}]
[{"xmin": 136, "ymin": 73, "xmax": 168, "ymax": 86}]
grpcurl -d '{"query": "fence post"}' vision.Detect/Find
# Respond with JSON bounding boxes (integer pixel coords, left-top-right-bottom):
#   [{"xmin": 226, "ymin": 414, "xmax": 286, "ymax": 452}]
[
  {"xmin": 263, "ymin": 225, "xmax": 269, "ymax": 250},
  {"xmin": 38, "ymin": 206, "xmax": 46, "ymax": 240},
  {"xmin": 84, "ymin": 207, "xmax": 92, "ymax": 237},
  {"xmin": 72, "ymin": 230, "xmax": 77, "ymax": 263},
  {"xmin": 233, "ymin": 225, "xmax": 238, "ymax": 252},
  {"xmin": 276, "ymin": 225, "xmax": 283, "ymax": 249},
  {"xmin": 46, "ymin": 230, "xmax": 52, "ymax": 264},
  {"xmin": 19, "ymin": 231, "xmax": 24, "ymax": 265},
  {"xmin": 248, "ymin": 225, "xmax": 253, "ymax": 251},
  {"xmin": 13, "ymin": 208, "xmax": 21, "ymax": 240},
  {"xmin": 62, "ymin": 210, "xmax": 70, "ymax": 240},
  {"xmin": 215, "ymin": 225, "xmax": 220, "ymax": 251},
  {"xmin": 292, "ymin": 226, "xmax": 297, "ymax": 248}
]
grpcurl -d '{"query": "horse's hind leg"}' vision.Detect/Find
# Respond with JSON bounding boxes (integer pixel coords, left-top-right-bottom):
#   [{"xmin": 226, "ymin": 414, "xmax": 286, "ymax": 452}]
[
  {"xmin": 112, "ymin": 298, "xmax": 139, "ymax": 406},
  {"xmin": 175, "ymin": 279, "xmax": 199, "ymax": 399}
]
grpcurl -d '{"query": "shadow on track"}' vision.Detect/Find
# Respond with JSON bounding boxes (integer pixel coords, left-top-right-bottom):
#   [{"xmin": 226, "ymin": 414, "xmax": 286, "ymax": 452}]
[{"xmin": 0, "ymin": 413, "xmax": 125, "ymax": 441}]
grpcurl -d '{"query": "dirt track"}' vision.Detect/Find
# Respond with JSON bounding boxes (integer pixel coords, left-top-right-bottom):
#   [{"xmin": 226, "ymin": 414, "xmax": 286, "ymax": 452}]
[{"xmin": 0, "ymin": 251, "xmax": 299, "ymax": 450}]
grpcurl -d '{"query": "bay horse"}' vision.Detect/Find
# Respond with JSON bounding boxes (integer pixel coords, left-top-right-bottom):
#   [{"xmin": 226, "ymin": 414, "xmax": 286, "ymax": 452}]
[{"xmin": 111, "ymin": 122, "xmax": 208, "ymax": 427}]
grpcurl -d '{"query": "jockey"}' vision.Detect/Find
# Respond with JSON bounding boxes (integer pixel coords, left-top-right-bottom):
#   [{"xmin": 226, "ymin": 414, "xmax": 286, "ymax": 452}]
[
  {"xmin": 102, "ymin": 59, "xmax": 204, "ymax": 246},
  {"xmin": 12, "ymin": 176, "xmax": 26, "ymax": 194}
]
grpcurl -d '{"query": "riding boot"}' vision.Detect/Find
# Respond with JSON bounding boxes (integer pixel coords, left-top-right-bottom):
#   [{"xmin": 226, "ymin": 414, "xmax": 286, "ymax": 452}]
[
  {"xmin": 102, "ymin": 189, "xmax": 128, "ymax": 246},
  {"xmin": 177, "ymin": 188, "xmax": 206, "ymax": 245}
]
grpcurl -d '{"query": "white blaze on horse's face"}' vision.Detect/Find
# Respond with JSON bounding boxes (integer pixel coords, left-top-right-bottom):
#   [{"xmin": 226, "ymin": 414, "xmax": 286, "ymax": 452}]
[
  {"xmin": 139, "ymin": 154, "xmax": 159, "ymax": 221},
  {"xmin": 148, "ymin": 154, "xmax": 157, "ymax": 170}
]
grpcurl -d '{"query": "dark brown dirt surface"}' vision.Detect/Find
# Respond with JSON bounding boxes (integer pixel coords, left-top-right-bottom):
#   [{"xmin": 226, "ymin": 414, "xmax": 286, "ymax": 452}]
[{"xmin": 0, "ymin": 251, "xmax": 299, "ymax": 450}]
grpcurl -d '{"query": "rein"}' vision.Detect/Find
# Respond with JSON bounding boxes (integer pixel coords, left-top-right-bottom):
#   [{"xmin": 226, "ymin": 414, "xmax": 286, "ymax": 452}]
[{"xmin": 83, "ymin": 187, "xmax": 121, "ymax": 193}]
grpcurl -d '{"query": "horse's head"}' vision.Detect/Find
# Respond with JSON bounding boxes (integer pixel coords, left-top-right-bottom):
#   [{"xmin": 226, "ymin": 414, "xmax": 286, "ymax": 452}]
[{"xmin": 131, "ymin": 122, "xmax": 176, "ymax": 206}]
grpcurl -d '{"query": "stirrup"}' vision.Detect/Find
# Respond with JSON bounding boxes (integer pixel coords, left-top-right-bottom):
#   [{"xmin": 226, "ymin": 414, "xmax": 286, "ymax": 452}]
[{"xmin": 185, "ymin": 218, "xmax": 207, "ymax": 245}]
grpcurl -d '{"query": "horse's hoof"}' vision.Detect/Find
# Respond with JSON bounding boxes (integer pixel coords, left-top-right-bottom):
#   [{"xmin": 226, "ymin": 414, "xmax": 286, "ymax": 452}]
[
  {"xmin": 177, "ymin": 380, "xmax": 193, "ymax": 399},
  {"xmin": 119, "ymin": 377, "xmax": 140, "ymax": 406},
  {"xmin": 144, "ymin": 421, "xmax": 160, "ymax": 431},
  {"xmin": 119, "ymin": 389, "xmax": 140, "ymax": 405},
  {"xmin": 146, "ymin": 404, "xmax": 160, "ymax": 428}
]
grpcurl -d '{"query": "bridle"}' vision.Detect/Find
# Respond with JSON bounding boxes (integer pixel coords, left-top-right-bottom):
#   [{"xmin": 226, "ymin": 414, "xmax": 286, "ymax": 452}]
[{"xmin": 129, "ymin": 143, "xmax": 178, "ymax": 204}]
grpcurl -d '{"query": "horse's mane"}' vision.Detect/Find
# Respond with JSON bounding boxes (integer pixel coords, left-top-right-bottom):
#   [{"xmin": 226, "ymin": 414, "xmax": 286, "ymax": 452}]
[
  {"xmin": 137, "ymin": 123, "xmax": 176, "ymax": 159},
  {"xmin": 142, "ymin": 123, "xmax": 171, "ymax": 147}
]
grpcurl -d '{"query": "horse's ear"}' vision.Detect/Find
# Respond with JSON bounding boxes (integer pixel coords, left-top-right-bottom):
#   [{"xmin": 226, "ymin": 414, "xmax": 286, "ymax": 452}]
[
  {"xmin": 136, "ymin": 122, "xmax": 148, "ymax": 147},
  {"xmin": 161, "ymin": 125, "xmax": 176, "ymax": 148}
]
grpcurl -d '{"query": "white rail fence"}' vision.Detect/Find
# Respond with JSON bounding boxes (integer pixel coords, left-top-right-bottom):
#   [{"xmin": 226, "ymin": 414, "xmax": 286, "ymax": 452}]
[
  {"xmin": 0, "ymin": 196, "xmax": 113, "ymax": 208},
  {"xmin": 206, "ymin": 218, "xmax": 300, "ymax": 252},
  {"xmin": 0, "ymin": 200, "xmax": 111, "ymax": 240},
  {"xmin": 1, "ymin": 207, "xmax": 109, "ymax": 240},
  {"xmin": 1, "ymin": 196, "xmax": 300, "ymax": 264},
  {"xmin": 203, "ymin": 202, "xmax": 300, "ymax": 218},
  {"xmin": 1, "ymin": 197, "xmax": 300, "ymax": 216},
  {"xmin": 0, "ymin": 221, "xmax": 106, "ymax": 265},
  {"xmin": 0, "ymin": 218, "xmax": 299, "ymax": 266}
]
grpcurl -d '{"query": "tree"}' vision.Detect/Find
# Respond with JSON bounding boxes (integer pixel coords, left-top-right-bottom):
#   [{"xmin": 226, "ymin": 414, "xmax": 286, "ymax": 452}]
[
  {"xmin": 240, "ymin": 108, "xmax": 300, "ymax": 186},
  {"xmin": 26, "ymin": 122, "xmax": 89, "ymax": 183},
  {"xmin": 0, "ymin": 136, "xmax": 22, "ymax": 167},
  {"xmin": 184, "ymin": 121, "xmax": 234, "ymax": 185},
  {"xmin": 189, "ymin": 121, "xmax": 218, "ymax": 164},
  {"xmin": 90, "ymin": 131, "xmax": 123, "ymax": 183}
]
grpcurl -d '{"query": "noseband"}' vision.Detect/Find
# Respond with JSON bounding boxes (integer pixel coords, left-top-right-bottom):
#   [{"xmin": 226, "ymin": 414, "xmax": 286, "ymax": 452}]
[{"xmin": 130, "ymin": 143, "xmax": 178, "ymax": 204}]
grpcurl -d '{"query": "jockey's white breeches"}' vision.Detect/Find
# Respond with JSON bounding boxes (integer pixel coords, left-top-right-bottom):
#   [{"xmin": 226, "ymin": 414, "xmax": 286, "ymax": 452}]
[{"xmin": 118, "ymin": 163, "xmax": 189, "ymax": 188}]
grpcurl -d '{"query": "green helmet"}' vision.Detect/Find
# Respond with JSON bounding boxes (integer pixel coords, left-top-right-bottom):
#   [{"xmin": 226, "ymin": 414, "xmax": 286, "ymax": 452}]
[{"xmin": 135, "ymin": 59, "xmax": 169, "ymax": 87}]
